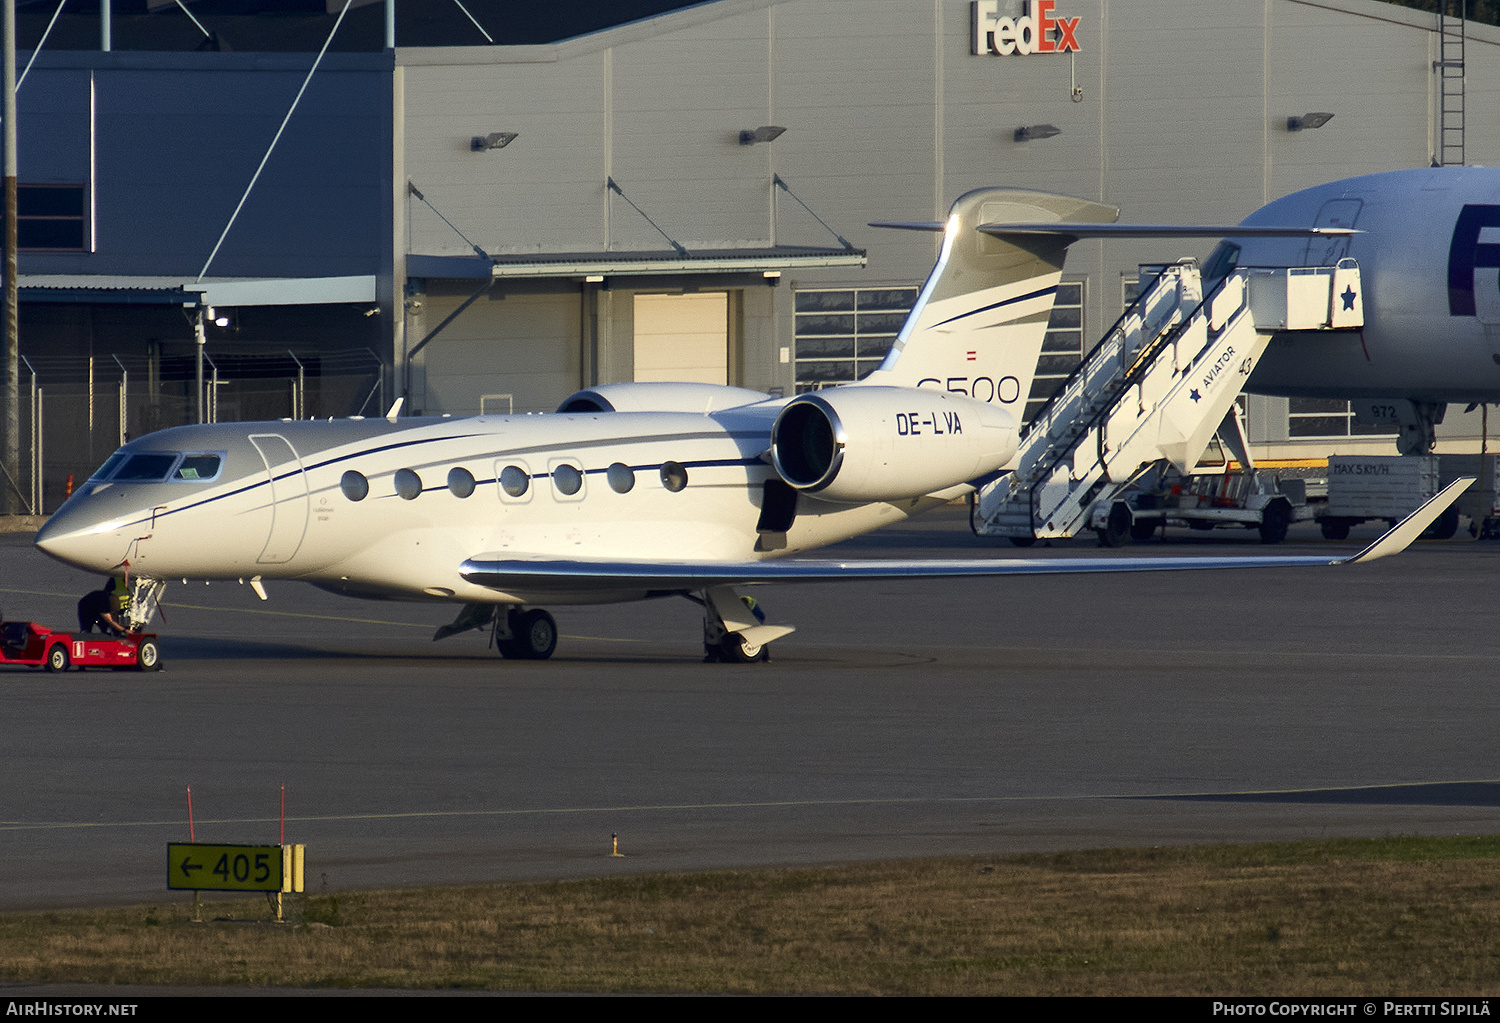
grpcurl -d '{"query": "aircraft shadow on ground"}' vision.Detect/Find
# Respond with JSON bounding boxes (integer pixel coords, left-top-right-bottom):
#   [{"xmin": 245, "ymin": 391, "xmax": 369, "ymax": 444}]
[{"xmin": 1137, "ymin": 782, "xmax": 1500, "ymax": 807}]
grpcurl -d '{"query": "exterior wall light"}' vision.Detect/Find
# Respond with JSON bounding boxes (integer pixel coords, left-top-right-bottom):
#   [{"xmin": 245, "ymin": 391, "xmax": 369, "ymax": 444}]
[
  {"xmin": 739, "ymin": 125, "xmax": 786, "ymax": 145},
  {"xmin": 1014, "ymin": 124, "xmax": 1062, "ymax": 142},
  {"xmin": 471, "ymin": 131, "xmax": 518, "ymax": 151},
  {"xmin": 1287, "ymin": 113, "xmax": 1334, "ymax": 131}
]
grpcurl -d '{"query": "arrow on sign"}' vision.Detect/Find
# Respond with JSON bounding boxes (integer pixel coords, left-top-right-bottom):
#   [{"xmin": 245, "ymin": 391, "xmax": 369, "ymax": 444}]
[{"xmin": 179, "ymin": 858, "xmax": 201, "ymax": 876}]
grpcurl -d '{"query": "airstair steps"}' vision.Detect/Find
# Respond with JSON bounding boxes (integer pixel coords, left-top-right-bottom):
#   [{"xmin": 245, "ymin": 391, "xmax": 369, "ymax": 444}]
[{"xmin": 975, "ymin": 258, "xmax": 1363, "ymax": 541}]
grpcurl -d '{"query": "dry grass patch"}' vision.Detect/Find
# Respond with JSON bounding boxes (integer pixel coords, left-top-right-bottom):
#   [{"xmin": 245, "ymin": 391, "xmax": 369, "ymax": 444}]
[{"xmin": 3, "ymin": 836, "xmax": 1500, "ymax": 994}]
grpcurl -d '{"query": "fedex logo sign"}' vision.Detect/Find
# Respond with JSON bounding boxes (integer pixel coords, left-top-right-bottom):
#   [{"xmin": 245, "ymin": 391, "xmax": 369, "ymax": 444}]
[{"xmin": 972, "ymin": 1, "xmax": 1081, "ymax": 56}]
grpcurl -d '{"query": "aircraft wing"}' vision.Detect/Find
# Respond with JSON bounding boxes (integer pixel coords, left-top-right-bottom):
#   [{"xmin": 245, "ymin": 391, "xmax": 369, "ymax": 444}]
[
  {"xmin": 868, "ymin": 221, "xmax": 1356, "ymax": 238},
  {"xmin": 461, "ymin": 479, "xmax": 1471, "ymax": 591}
]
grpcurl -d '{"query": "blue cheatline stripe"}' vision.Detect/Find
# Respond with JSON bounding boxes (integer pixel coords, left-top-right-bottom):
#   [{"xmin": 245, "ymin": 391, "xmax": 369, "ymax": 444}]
[
  {"xmin": 931, "ymin": 284, "xmax": 1058, "ymax": 330},
  {"xmin": 112, "ymin": 431, "xmax": 772, "ymax": 531}
]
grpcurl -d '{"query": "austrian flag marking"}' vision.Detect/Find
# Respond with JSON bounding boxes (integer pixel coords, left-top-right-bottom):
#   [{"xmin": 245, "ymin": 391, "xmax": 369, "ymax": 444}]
[{"xmin": 972, "ymin": 0, "xmax": 1081, "ymax": 56}]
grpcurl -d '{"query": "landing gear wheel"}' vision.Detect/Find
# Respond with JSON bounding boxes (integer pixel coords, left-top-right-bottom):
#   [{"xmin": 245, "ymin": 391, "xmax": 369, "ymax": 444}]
[
  {"xmin": 45, "ymin": 644, "xmax": 69, "ymax": 672},
  {"xmin": 1009, "ymin": 535, "xmax": 1037, "ymax": 548},
  {"xmin": 1097, "ymin": 503, "xmax": 1132, "ymax": 548},
  {"xmin": 134, "ymin": 639, "xmax": 162, "ymax": 671},
  {"xmin": 513, "ymin": 609, "xmax": 557, "ymax": 660},
  {"xmin": 719, "ymin": 632, "xmax": 769, "ymax": 664},
  {"xmin": 1320, "ymin": 518, "xmax": 1350, "ymax": 541},
  {"xmin": 1258, "ymin": 499, "xmax": 1291, "ymax": 545}
]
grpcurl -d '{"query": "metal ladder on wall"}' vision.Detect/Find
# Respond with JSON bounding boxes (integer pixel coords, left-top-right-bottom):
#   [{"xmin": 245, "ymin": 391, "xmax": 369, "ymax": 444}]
[
  {"xmin": 975, "ymin": 259, "xmax": 1363, "ymax": 541},
  {"xmin": 1435, "ymin": 0, "xmax": 1465, "ymax": 167}
]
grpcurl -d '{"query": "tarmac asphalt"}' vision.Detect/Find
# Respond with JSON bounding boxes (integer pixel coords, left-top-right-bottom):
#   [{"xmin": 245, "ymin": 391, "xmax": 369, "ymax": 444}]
[{"xmin": 3, "ymin": 508, "xmax": 1499, "ymax": 911}]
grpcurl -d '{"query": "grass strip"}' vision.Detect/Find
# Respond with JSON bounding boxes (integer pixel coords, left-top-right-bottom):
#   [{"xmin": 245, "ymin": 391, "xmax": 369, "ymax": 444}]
[{"xmin": 4, "ymin": 835, "xmax": 1500, "ymax": 995}]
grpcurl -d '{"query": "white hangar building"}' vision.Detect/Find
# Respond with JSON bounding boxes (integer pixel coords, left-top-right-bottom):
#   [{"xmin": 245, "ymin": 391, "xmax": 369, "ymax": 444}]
[{"xmin": 7, "ymin": 0, "xmax": 1497, "ymax": 508}]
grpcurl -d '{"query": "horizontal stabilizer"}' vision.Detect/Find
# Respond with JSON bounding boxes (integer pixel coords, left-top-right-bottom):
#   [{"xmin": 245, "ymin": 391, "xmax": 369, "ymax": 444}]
[
  {"xmin": 975, "ymin": 223, "xmax": 1359, "ymax": 238},
  {"xmin": 867, "ymin": 220, "xmax": 945, "ymax": 232}
]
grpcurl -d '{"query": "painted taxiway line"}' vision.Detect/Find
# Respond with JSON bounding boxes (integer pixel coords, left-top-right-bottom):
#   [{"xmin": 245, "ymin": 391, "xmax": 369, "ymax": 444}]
[{"xmin": 5, "ymin": 778, "xmax": 1498, "ymax": 833}]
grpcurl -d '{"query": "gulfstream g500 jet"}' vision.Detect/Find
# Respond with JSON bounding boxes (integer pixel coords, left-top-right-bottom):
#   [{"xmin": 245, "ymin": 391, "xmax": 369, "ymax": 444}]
[{"xmin": 34, "ymin": 187, "xmax": 1461, "ymax": 663}]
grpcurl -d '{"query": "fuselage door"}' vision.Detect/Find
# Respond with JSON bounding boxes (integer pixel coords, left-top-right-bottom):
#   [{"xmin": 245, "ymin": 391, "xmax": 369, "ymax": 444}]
[
  {"xmin": 1302, "ymin": 198, "xmax": 1362, "ymax": 266},
  {"xmin": 249, "ymin": 434, "xmax": 309, "ymax": 564}
]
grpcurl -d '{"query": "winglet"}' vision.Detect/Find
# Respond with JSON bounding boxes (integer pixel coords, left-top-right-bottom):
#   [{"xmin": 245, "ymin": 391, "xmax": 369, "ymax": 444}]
[{"xmin": 1345, "ymin": 476, "xmax": 1474, "ymax": 564}]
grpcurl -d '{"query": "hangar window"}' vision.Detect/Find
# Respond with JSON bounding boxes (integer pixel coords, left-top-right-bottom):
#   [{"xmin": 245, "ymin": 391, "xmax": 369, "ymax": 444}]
[
  {"xmin": 607, "ymin": 462, "xmax": 635, "ymax": 494},
  {"xmin": 18, "ymin": 184, "xmax": 87, "ymax": 251},
  {"xmin": 394, "ymin": 468, "xmax": 423, "ymax": 500},
  {"xmin": 1288, "ymin": 398, "xmax": 1395, "ymax": 438},
  {"xmin": 793, "ymin": 287, "xmax": 916, "ymax": 393},
  {"xmin": 499, "ymin": 465, "xmax": 530, "ymax": 498},
  {"xmin": 447, "ymin": 467, "xmax": 476, "ymax": 498},
  {"xmin": 340, "ymin": 470, "xmax": 369, "ymax": 501},
  {"xmin": 1026, "ymin": 279, "xmax": 1086, "ymax": 426},
  {"xmin": 660, "ymin": 461, "xmax": 688, "ymax": 492}
]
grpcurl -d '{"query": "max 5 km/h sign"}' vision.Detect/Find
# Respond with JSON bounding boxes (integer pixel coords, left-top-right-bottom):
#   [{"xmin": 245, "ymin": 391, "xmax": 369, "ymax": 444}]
[{"xmin": 167, "ymin": 842, "xmax": 304, "ymax": 893}]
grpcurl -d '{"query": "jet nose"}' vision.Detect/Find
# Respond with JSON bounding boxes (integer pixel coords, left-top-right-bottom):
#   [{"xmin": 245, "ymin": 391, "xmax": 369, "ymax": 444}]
[{"xmin": 35, "ymin": 501, "xmax": 127, "ymax": 572}]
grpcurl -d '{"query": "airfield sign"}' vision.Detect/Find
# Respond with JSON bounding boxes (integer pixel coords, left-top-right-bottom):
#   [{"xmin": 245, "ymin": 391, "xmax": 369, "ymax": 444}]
[{"xmin": 167, "ymin": 843, "xmax": 284, "ymax": 892}]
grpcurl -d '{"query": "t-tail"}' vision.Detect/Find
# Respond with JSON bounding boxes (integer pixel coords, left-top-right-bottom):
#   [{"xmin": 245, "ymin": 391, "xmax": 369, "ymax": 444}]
[{"xmin": 860, "ymin": 187, "xmax": 1118, "ymax": 419}]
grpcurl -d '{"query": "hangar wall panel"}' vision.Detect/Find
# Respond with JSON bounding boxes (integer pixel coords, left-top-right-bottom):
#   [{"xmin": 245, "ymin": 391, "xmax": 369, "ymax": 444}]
[{"xmin": 417, "ymin": 291, "xmax": 580, "ymax": 415}]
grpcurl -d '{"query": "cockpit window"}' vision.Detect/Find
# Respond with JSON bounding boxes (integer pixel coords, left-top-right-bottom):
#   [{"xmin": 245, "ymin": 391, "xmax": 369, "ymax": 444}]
[
  {"xmin": 173, "ymin": 454, "xmax": 222, "ymax": 481},
  {"xmin": 1202, "ymin": 241, "xmax": 1242, "ymax": 284},
  {"xmin": 113, "ymin": 453, "xmax": 179, "ymax": 482},
  {"xmin": 87, "ymin": 452, "xmax": 127, "ymax": 481}
]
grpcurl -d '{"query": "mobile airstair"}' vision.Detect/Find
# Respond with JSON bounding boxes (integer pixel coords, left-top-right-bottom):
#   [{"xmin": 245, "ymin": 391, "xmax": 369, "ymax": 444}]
[{"xmin": 975, "ymin": 258, "xmax": 1363, "ymax": 543}]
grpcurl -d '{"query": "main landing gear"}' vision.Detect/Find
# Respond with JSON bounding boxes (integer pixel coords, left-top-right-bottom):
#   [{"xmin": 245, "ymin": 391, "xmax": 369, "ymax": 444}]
[
  {"xmin": 695, "ymin": 585, "xmax": 795, "ymax": 664},
  {"xmin": 496, "ymin": 607, "xmax": 557, "ymax": 661},
  {"xmin": 435, "ymin": 588, "xmax": 794, "ymax": 663},
  {"xmin": 434, "ymin": 603, "xmax": 557, "ymax": 660}
]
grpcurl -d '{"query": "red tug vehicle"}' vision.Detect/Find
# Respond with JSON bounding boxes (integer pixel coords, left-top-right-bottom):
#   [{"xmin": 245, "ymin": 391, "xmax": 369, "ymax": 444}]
[{"xmin": 0, "ymin": 620, "xmax": 161, "ymax": 672}]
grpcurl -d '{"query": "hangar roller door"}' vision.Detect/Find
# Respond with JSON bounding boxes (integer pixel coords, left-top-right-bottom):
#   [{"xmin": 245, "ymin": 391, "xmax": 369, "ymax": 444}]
[{"xmin": 633, "ymin": 292, "xmax": 728, "ymax": 384}]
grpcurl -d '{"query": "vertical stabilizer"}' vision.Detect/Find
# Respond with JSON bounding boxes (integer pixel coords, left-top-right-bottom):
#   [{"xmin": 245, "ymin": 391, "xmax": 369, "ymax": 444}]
[{"xmin": 859, "ymin": 188, "xmax": 1117, "ymax": 421}]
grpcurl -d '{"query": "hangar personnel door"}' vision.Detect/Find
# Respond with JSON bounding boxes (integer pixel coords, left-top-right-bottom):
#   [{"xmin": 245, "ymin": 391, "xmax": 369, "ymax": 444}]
[
  {"xmin": 633, "ymin": 293, "xmax": 728, "ymax": 384},
  {"xmin": 249, "ymin": 434, "xmax": 309, "ymax": 564}
]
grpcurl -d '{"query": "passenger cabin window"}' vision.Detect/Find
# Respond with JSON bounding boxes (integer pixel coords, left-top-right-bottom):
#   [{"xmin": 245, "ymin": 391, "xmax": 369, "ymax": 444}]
[
  {"xmin": 341, "ymin": 470, "xmax": 369, "ymax": 501},
  {"xmin": 448, "ymin": 467, "xmax": 476, "ymax": 498},
  {"xmin": 607, "ymin": 462, "xmax": 635, "ymax": 494},
  {"xmin": 552, "ymin": 464, "xmax": 583, "ymax": 496},
  {"xmin": 394, "ymin": 468, "xmax": 423, "ymax": 501},
  {"xmin": 500, "ymin": 465, "xmax": 530, "ymax": 498}
]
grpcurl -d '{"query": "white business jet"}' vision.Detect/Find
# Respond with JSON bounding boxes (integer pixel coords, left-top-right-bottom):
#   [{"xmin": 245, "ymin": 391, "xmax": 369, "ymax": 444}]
[{"xmin": 34, "ymin": 187, "xmax": 1466, "ymax": 663}]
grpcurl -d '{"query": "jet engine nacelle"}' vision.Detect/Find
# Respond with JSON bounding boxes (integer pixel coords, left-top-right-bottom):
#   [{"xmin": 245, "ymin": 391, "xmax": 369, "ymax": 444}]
[{"xmin": 770, "ymin": 387, "xmax": 1017, "ymax": 503}]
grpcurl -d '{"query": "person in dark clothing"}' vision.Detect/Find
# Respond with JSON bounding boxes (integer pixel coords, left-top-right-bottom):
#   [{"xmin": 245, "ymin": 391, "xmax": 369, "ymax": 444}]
[{"xmin": 77, "ymin": 577, "xmax": 128, "ymax": 635}]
